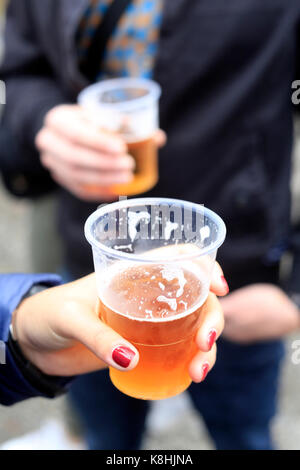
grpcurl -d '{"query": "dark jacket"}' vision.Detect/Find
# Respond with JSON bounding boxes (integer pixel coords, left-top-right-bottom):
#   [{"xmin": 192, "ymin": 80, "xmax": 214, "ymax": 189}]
[{"xmin": 1, "ymin": 0, "xmax": 300, "ymax": 281}]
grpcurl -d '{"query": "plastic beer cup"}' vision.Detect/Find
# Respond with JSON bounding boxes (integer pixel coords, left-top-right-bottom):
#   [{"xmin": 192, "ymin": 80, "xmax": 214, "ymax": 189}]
[
  {"xmin": 85, "ymin": 198, "xmax": 226, "ymax": 400},
  {"xmin": 78, "ymin": 78, "xmax": 161, "ymax": 196}
]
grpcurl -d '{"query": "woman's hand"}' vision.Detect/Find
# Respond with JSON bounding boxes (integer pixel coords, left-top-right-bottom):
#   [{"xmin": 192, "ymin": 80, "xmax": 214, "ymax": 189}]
[
  {"xmin": 13, "ymin": 267, "xmax": 227, "ymax": 382},
  {"xmin": 36, "ymin": 104, "xmax": 166, "ymax": 202},
  {"xmin": 13, "ymin": 274, "xmax": 139, "ymax": 376},
  {"xmin": 189, "ymin": 263, "xmax": 228, "ymax": 383},
  {"xmin": 221, "ymin": 284, "xmax": 300, "ymax": 344}
]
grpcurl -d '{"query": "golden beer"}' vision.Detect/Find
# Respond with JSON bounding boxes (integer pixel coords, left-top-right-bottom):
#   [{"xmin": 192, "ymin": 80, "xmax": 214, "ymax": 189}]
[
  {"xmin": 112, "ymin": 136, "xmax": 158, "ymax": 196},
  {"xmin": 98, "ymin": 263, "xmax": 205, "ymax": 400}
]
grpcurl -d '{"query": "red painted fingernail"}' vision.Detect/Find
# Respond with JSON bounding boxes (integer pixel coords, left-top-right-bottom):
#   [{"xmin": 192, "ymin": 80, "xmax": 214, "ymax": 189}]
[
  {"xmin": 207, "ymin": 329, "xmax": 217, "ymax": 350},
  {"xmin": 221, "ymin": 276, "xmax": 229, "ymax": 294},
  {"xmin": 201, "ymin": 363, "xmax": 210, "ymax": 382},
  {"xmin": 112, "ymin": 346, "xmax": 136, "ymax": 368}
]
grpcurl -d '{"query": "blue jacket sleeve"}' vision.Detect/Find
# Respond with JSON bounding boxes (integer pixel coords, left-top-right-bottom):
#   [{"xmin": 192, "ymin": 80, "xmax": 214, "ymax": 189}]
[{"xmin": 0, "ymin": 273, "xmax": 62, "ymax": 406}]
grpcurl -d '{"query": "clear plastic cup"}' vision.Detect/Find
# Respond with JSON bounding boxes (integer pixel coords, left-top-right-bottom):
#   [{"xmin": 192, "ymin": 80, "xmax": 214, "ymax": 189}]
[
  {"xmin": 78, "ymin": 78, "xmax": 161, "ymax": 196},
  {"xmin": 85, "ymin": 198, "xmax": 226, "ymax": 400}
]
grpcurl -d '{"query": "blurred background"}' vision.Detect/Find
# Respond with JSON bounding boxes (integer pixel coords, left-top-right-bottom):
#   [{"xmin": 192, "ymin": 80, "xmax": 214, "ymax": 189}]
[{"xmin": 0, "ymin": 0, "xmax": 300, "ymax": 450}]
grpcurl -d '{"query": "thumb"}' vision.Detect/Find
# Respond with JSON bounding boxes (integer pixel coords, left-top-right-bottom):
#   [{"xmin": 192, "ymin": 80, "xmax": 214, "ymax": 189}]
[{"xmin": 57, "ymin": 300, "xmax": 139, "ymax": 371}]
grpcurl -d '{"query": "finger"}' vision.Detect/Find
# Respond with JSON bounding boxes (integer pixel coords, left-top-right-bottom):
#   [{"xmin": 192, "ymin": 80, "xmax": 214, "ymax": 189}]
[
  {"xmin": 189, "ymin": 343, "xmax": 217, "ymax": 383},
  {"xmin": 55, "ymin": 300, "xmax": 139, "ymax": 372},
  {"xmin": 43, "ymin": 155, "xmax": 134, "ymax": 187},
  {"xmin": 195, "ymin": 293, "xmax": 224, "ymax": 352},
  {"xmin": 38, "ymin": 129, "xmax": 135, "ymax": 171},
  {"xmin": 210, "ymin": 262, "xmax": 229, "ymax": 297},
  {"xmin": 36, "ymin": 343, "xmax": 109, "ymax": 376},
  {"xmin": 71, "ymin": 167, "xmax": 133, "ymax": 186},
  {"xmin": 42, "ymin": 150, "xmax": 133, "ymax": 185},
  {"xmin": 153, "ymin": 129, "xmax": 167, "ymax": 148},
  {"xmin": 45, "ymin": 106, "xmax": 127, "ymax": 155},
  {"xmin": 50, "ymin": 171, "xmax": 118, "ymax": 202}
]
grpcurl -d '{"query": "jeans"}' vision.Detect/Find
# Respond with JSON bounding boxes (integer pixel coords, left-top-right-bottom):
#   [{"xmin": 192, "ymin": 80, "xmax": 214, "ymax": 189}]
[{"xmin": 68, "ymin": 337, "xmax": 284, "ymax": 450}]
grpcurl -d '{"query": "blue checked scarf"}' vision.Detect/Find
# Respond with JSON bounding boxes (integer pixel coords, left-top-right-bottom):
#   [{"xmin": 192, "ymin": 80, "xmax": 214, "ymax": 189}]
[{"xmin": 77, "ymin": 0, "xmax": 163, "ymax": 80}]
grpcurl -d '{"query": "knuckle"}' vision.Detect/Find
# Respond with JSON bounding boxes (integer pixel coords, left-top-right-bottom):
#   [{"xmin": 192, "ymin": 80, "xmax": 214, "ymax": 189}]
[
  {"xmin": 35, "ymin": 129, "xmax": 47, "ymax": 149},
  {"xmin": 44, "ymin": 107, "xmax": 58, "ymax": 126},
  {"xmin": 45, "ymin": 104, "xmax": 70, "ymax": 126},
  {"xmin": 93, "ymin": 327, "xmax": 115, "ymax": 358}
]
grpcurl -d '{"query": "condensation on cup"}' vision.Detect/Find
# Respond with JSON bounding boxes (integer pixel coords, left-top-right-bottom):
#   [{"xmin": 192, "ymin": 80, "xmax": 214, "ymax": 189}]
[{"xmin": 78, "ymin": 78, "xmax": 162, "ymax": 197}]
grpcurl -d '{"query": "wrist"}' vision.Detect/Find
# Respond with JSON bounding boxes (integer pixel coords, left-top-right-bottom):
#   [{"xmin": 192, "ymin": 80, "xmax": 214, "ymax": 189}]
[
  {"xmin": 8, "ymin": 284, "xmax": 73, "ymax": 397},
  {"xmin": 10, "ymin": 284, "xmax": 49, "ymax": 371},
  {"xmin": 7, "ymin": 330, "xmax": 72, "ymax": 398}
]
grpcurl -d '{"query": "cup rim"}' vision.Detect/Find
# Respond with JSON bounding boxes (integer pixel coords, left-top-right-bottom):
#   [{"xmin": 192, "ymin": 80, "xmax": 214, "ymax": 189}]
[
  {"xmin": 84, "ymin": 198, "xmax": 226, "ymax": 263},
  {"xmin": 78, "ymin": 77, "xmax": 162, "ymax": 112}
]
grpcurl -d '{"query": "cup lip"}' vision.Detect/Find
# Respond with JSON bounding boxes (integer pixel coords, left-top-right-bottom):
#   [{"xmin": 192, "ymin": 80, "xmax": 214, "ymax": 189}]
[
  {"xmin": 85, "ymin": 198, "xmax": 226, "ymax": 263},
  {"xmin": 78, "ymin": 77, "xmax": 162, "ymax": 112}
]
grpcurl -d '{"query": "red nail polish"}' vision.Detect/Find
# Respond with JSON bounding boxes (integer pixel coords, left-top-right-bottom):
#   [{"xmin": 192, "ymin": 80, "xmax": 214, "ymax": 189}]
[
  {"xmin": 207, "ymin": 329, "xmax": 217, "ymax": 350},
  {"xmin": 201, "ymin": 363, "xmax": 210, "ymax": 382},
  {"xmin": 221, "ymin": 275, "xmax": 229, "ymax": 294},
  {"xmin": 112, "ymin": 346, "xmax": 136, "ymax": 368}
]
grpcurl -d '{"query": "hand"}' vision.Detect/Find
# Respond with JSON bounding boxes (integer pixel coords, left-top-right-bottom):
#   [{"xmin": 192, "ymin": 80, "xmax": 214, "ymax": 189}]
[
  {"xmin": 12, "ymin": 267, "xmax": 228, "ymax": 381},
  {"xmin": 35, "ymin": 104, "xmax": 166, "ymax": 202},
  {"xmin": 221, "ymin": 284, "xmax": 300, "ymax": 344}
]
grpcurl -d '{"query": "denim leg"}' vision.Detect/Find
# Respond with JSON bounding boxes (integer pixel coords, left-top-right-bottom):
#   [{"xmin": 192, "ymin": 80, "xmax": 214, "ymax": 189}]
[
  {"xmin": 188, "ymin": 338, "xmax": 284, "ymax": 450},
  {"xmin": 68, "ymin": 369, "xmax": 150, "ymax": 450}
]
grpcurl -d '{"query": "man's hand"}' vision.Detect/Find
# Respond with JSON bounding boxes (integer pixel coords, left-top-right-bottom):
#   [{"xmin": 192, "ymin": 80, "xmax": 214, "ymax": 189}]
[
  {"xmin": 35, "ymin": 104, "xmax": 166, "ymax": 202},
  {"xmin": 12, "ymin": 268, "xmax": 228, "ymax": 382},
  {"xmin": 221, "ymin": 284, "xmax": 300, "ymax": 344}
]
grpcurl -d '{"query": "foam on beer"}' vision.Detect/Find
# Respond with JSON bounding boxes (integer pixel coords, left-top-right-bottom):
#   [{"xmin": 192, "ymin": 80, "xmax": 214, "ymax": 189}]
[{"xmin": 97, "ymin": 258, "xmax": 209, "ymax": 323}]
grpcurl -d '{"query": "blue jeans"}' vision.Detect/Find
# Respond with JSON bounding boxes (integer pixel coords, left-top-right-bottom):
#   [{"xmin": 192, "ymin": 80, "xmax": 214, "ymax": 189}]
[{"xmin": 68, "ymin": 338, "xmax": 284, "ymax": 450}]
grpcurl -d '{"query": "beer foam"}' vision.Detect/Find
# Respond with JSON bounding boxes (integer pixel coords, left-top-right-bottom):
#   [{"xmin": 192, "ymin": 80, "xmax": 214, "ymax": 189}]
[
  {"xmin": 128, "ymin": 211, "xmax": 151, "ymax": 243},
  {"xmin": 161, "ymin": 266, "xmax": 187, "ymax": 298},
  {"xmin": 164, "ymin": 221, "xmax": 179, "ymax": 240},
  {"xmin": 97, "ymin": 259, "xmax": 209, "ymax": 323},
  {"xmin": 157, "ymin": 295, "xmax": 177, "ymax": 311}
]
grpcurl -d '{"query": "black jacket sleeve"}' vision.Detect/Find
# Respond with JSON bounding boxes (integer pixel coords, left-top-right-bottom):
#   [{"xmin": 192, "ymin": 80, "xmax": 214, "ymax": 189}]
[
  {"xmin": 0, "ymin": 0, "xmax": 67, "ymax": 151},
  {"xmin": 0, "ymin": 0, "xmax": 68, "ymax": 196}
]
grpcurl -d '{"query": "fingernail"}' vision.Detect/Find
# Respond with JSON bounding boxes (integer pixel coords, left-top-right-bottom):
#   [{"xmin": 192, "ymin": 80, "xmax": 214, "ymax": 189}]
[
  {"xmin": 207, "ymin": 329, "xmax": 217, "ymax": 350},
  {"xmin": 112, "ymin": 346, "xmax": 136, "ymax": 369},
  {"xmin": 221, "ymin": 275, "xmax": 229, "ymax": 294},
  {"xmin": 201, "ymin": 363, "xmax": 210, "ymax": 382}
]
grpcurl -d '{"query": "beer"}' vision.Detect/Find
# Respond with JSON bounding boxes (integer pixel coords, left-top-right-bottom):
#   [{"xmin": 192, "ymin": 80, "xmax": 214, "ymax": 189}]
[
  {"xmin": 98, "ymin": 262, "xmax": 206, "ymax": 400},
  {"xmin": 78, "ymin": 78, "xmax": 162, "ymax": 197},
  {"xmin": 112, "ymin": 136, "xmax": 158, "ymax": 196},
  {"xmin": 84, "ymin": 136, "xmax": 158, "ymax": 197},
  {"xmin": 85, "ymin": 199, "xmax": 226, "ymax": 399}
]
